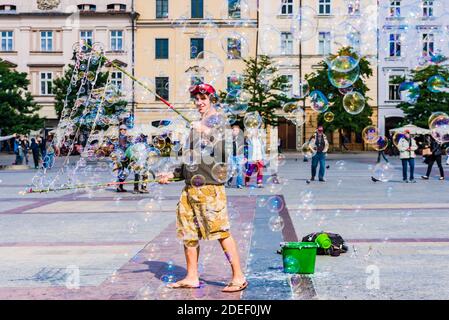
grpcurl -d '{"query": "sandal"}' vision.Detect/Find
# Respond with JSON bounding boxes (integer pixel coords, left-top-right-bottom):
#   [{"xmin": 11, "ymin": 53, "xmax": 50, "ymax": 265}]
[
  {"xmin": 167, "ymin": 281, "xmax": 201, "ymax": 289},
  {"xmin": 222, "ymin": 281, "xmax": 248, "ymax": 293}
]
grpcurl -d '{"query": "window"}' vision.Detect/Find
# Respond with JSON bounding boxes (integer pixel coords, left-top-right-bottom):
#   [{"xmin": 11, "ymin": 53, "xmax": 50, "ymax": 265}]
[
  {"xmin": 422, "ymin": 33, "xmax": 434, "ymax": 56},
  {"xmin": 77, "ymin": 4, "xmax": 96, "ymax": 11},
  {"xmin": 107, "ymin": 4, "xmax": 126, "ymax": 11},
  {"xmin": 348, "ymin": 0, "xmax": 360, "ymax": 15},
  {"xmin": 190, "ymin": 38, "xmax": 204, "ymax": 59},
  {"xmin": 111, "ymin": 71, "xmax": 123, "ymax": 90},
  {"xmin": 423, "ymin": 0, "xmax": 433, "ymax": 17},
  {"xmin": 110, "ymin": 30, "xmax": 123, "ymax": 51},
  {"xmin": 0, "ymin": 5, "xmax": 17, "ymax": 12},
  {"xmin": 191, "ymin": 0, "xmax": 204, "ymax": 19},
  {"xmin": 191, "ymin": 76, "xmax": 204, "ymax": 86},
  {"xmin": 318, "ymin": 0, "xmax": 331, "ymax": 15},
  {"xmin": 155, "ymin": 38, "xmax": 169, "ymax": 59},
  {"xmin": 389, "ymin": 1, "xmax": 401, "ymax": 17},
  {"xmin": 228, "ymin": 0, "xmax": 241, "ymax": 18},
  {"xmin": 388, "ymin": 76, "xmax": 400, "ymax": 101},
  {"xmin": 156, "ymin": 0, "xmax": 168, "ymax": 18},
  {"xmin": 40, "ymin": 72, "xmax": 53, "ymax": 95},
  {"xmin": 318, "ymin": 32, "xmax": 331, "ymax": 55},
  {"xmin": 389, "ymin": 34, "xmax": 401, "ymax": 57},
  {"xmin": 40, "ymin": 31, "xmax": 53, "ymax": 51},
  {"xmin": 80, "ymin": 30, "xmax": 93, "ymax": 47},
  {"xmin": 1, "ymin": 31, "xmax": 13, "ymax": 51},
  {"xmin": 227, "ymin": 37, "xmax": 242, "ymax": 59},
  {"xmin": 155, "ymin": 77, "xmax": 169, "ymax": 100},
  {"xmin": 281, "ymin": 32, "xmax": 293, "ymax": 55},
  {"xmin": 348, "ymin": 32, "xmax": 360, "ymax": 52},
  {"xmin": 280, "ymin": 0, "xmax": 293, "ymax": 15}
]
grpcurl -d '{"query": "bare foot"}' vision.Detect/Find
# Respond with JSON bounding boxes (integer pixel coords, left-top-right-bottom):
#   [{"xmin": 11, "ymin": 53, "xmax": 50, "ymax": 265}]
[{"xmin": 167, "ymin": 278, "xmax": 200, "ymax": 289}]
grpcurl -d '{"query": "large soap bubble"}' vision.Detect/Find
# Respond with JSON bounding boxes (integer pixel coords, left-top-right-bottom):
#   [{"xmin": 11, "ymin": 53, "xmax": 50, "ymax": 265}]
[
  {"xmin": 309, "ymin": 90, "xmax": 329, "ymax": 113},
  {"xmin": 328, "ymin": 65, "xmax": 360, "ymax": 89},
  {"xmin": 343, "ymin": 92, "xmax": 366, "ymax": 115},
  {"xmin": 399, "ymin": 81, "xmax": 420, "ymax": 105},
  {"xmin": 427, "ymin": 75, "xmax": 447, "ymax": 93}
]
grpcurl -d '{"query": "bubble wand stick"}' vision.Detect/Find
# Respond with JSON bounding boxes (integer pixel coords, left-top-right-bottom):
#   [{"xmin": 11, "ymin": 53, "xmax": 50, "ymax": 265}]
[{"xmin": 25, "ymin": 178, "xmax": 182, "ymax": 194}]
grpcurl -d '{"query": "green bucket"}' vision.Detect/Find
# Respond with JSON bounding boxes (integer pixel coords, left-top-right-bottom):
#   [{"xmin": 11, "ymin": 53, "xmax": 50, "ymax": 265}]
[{"xmin": 281, "ymin": 242, "xmax": 318, "ymax": 274}]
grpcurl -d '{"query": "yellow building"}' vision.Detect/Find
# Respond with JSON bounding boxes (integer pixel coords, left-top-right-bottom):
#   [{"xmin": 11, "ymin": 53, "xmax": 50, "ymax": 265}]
[
  {"xmin": 135, "ymin": 0, "xmax": 257, "ymax": 126},
  {"xmin": 259, "ymin": 0, "xmax": 378, "ymax": 151}
]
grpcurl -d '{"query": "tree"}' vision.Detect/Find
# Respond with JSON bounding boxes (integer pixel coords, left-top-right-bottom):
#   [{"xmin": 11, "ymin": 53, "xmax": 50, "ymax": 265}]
[
  {"xmin": 219, "ymin": 55, "xmax": 294, "ymax": 127},
  {"xmin": 0, "ymin": 59, "xmax": 43, "ymax": 135},
  {"xmin": 305, "ymin": 47, "xmax": 374, "ymax": 147},
  {"xmin": 53, "ymin": 55, "xmax": 128, "ymax": 130},
  {"xmin": 393, "ymin": 61, "xmax": 449, "ymax": 128}
]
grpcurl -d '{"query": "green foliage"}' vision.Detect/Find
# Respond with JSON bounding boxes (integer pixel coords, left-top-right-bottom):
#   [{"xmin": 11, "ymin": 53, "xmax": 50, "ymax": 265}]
[
  {"xmin": 392, "ymin": 63, "xmax": 449, "ymax": 128},
  {"xmin": 0, "ymin": 59, "xmax": 43, "ymax": 135},
  {"xmin": 305, "ymin": 47, "xmax": 374, "ymax": 137},
  {"xmin": 219, "ymin": 55, "xmax": 295, "ymax": 127}
]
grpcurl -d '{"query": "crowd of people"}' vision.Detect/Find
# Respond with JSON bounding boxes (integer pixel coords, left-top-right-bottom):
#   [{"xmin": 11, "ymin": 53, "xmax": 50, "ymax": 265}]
[{"xmin": 0, "ymin": 133, "xmax": 59, "ymax": 169}]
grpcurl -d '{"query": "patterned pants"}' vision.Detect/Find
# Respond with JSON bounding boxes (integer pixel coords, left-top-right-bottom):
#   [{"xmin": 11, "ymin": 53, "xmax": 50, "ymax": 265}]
[{"xmin": 176, "ymin": 185, "xmax": 231, "ymax": 247}]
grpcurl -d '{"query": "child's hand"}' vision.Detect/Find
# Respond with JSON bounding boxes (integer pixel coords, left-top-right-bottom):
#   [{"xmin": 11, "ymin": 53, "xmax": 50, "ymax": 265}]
[{"xmin": 158, "ymin": 172, "xmax": 174, "ymax": 184}]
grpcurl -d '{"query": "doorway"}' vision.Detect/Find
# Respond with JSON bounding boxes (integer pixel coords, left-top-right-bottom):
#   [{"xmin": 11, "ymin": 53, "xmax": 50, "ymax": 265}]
[{"xmin": 278, "ymin": 119, "xmax": 297, "ymax": 151}]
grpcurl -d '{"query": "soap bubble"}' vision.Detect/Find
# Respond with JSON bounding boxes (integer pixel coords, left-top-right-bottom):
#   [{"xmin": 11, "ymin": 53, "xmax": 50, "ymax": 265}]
[
  {"xmin": 399, "ymin": 81, "xmax": 420, "ymax": 104},
  {"xmin": 259, "ymin": 25, "xmax": 281, "ymax": 55},
  {"xmin": 328, "ymin": 65, "xmax": 360, "ymax": 89},
  {"xmin": 362, "ymin": 126, "xmax": 379, "ymax": 144},
  {"xmin": 330, "ymin": 55, "xmax": 359, "ymax": 73},
  {"xmin": 309, "ymin": 90, "xmax": 329, "ymax": 113},
  {"xmin": 283, "ymin": 256, "xmax": 299, "ymax": 273},
  {"xmin": 267, "ymin": 195, "xmax": 285, "ymax": 213},
  {"xmin": 372, "ymin": 162, "xmax": 394, "ymax": 182},
  {"xmin": 283, "ymin": 102, "xmax": 305, "ymax": 126},
  {"xmin": 301, "ymin": 142, "xmax": 316, "ymax": 159},
  {"xmin": 392, "ymin": 132, "xmax": 406, "ymax": 147},
  {"xmin": 191, "ymin": 174, "xmax": 206, "ymax": 188},
  {"xmin": 268, "ymin": 216, "xmax": 285, "ymax": 232},
  {"xmin": 427, "ymin": 75, "xmax": 447, "ymax": 93},
  {"xmin": 211, "ymin": 163, "xmax": 230, "ymax": 183},
  {"xmin": 290, "ymin": 6, "xmax": 317, "ymax": 42},
  {"xmin": 372, "ymin": 136, "xmax": 389, "ymax": 151},
  {"xmin": 244, "ymin": 112, "xmax": 263, "ymax": 129},
  {"xmin": 428, "ymin": 112, "xmax": 449, "ymax": 128},
  {"xmin": 292, "ymin": 81, "xmax": 310, "ymax": 99},
  {"xmin": 324, "ymin": 111, "xmax": 335, "ymax": 123},
  {"xmin": 343, "ymin": 91, "xmax": 366, "ymax": 115},
  {"xmin": 429, "ymin": 115, "xmax": 449, "ymax": 144}
]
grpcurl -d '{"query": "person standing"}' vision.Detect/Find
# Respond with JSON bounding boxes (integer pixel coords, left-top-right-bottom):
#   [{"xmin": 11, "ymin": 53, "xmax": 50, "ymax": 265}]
[
  {"xmin": 158, "ymin": 83, "xmax": 247, "ymax": 293},
  {"xmin": 244, "ymin": 129, "xmax": 265, "ymax": 188},
  {"xmin": 30, "ymin": 138, "xmax": 41, "ymax": 169},
  {"xmin": 307, "ymin": 126, "xmax": 329, "ymax": 183},
  {"xmin": 421, "ymin": 135, "xmax": 444, "ymax": 180},
  {"xmin": 114, "ymin": 127, "xmax": 131, "ymax": 193},
  {"xmin": 23, "ymin": 136, "xmax": 30, "ymax": 165},
  {"xmin": 226, "ymin": 125, "xmax": 244, "ymax": 189},
  {"xmin": 43, "ymin": 134, "xmax": 59, "ymax": 169},
  {"xmin": 398, "ymin": 130, "xmax": 418, "ymax": 183}
]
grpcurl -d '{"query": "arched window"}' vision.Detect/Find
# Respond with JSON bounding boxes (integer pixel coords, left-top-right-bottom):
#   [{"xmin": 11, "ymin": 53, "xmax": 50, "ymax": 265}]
[
  {"xmin": 77, "ymin": 4, "xmax": 97, "ymax": 12},
  {"xmin": 0, "ymin": 4, "xmax": 17, "ymax": 12},
  {"xmin": 107, "ymin": 4, "xmax": 127, "ymax": 12}
]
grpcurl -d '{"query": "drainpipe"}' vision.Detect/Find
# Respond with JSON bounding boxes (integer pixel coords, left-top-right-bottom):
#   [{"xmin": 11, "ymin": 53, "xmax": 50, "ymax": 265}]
[{"xmin": 131, "ymin": 0, "xmax": 137, "ymax": 124}]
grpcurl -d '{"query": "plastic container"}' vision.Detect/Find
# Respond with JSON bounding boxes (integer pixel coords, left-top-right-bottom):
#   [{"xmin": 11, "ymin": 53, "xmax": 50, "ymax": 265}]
[
  {"xmin": 315, "ymin": 233, "xmax": 332, "ymax": 249},
  {"xmin": 280, "ymin": 242, "xmax": 318, "ymax": 274}
]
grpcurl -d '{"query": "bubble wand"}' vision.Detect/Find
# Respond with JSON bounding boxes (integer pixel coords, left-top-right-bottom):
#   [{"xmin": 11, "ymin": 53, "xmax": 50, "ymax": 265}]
[{"xmin": 25, "ymin": 178, "xmax": 183, "ymax": 194}]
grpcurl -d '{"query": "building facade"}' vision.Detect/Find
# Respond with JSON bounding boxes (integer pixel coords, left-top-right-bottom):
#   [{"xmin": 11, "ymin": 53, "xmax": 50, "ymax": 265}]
[
  {"xmin": 378, "ymin": 0, "xmax": 448, "ymax": 137},
  {"xmin": 259, "ymin": 0, "xmax": 378, "ymax": 151},
  {"xmin": 134, "ymin": 0, "xmax": 257, "ymax": 127},
  {"xmin": 0, "ymin": 0, "xmax": 135, "ymax": 130}
]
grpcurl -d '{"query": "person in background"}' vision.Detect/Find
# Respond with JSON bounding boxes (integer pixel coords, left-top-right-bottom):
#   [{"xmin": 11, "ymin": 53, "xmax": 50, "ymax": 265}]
[
  {"xmin": 114, "ymin": 126, "xmax": 131, "ymax": 192},
  {"xmin": 307, "ymin": 125, "xmax": 329, "ymax": 183},
  {"xmin": 43, "ymin": 134, "xmax": 59, "ymax": 169},
  {"xmin": 245, "ymin": 129, "xmax": 266, "ymax": 188},
  {"xmin": 397, "ymin": 129, "xmax": 418, "ymax": 183},
  {"xmin": 421, "ymin": 135, "xmax": 444, "ymax": 181},
  {"xmin": 13, "ymin": 136, "xmax": 22, "ymax": 165},
  {"xmin": 132, "ymin": 133, "xmax": 150, "ymax": 194},
  {"xmin": 22, "ymin": 136, "xmax": 30, "ymax": 165},
  {"xmin": 38, "ymin": 136, "xmax": 46, "ymax": 167},
  {"xmin": 226, "ymin": 125, "xmax": 245, "ymax": 189},
  {"xmin": 30, "ymin": 138, "xmax": 40, "ymax": 169}
]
